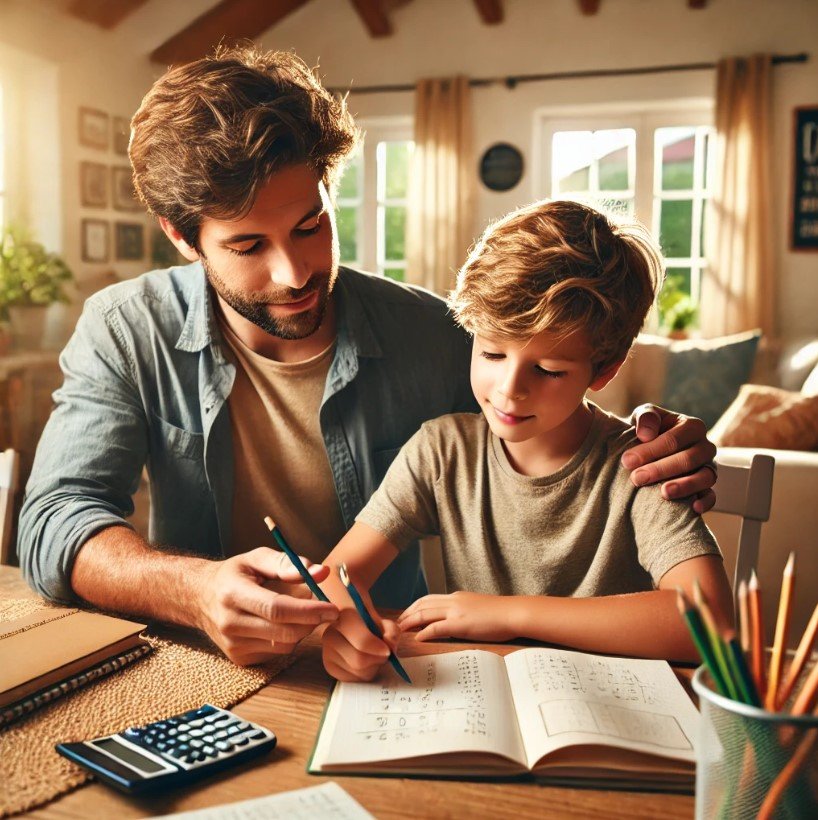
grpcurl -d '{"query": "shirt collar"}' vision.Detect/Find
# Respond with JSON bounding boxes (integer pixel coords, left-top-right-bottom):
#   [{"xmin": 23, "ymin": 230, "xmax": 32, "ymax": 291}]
[{"xmin": 175, "ymin": 262, "xmax": 218, "ymax": 353}]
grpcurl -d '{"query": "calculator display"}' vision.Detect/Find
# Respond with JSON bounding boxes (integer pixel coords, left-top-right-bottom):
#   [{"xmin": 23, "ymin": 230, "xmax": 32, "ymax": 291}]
[{"xmin": 93, "ymin": 738, "xmax": 167, "ymax": 773}]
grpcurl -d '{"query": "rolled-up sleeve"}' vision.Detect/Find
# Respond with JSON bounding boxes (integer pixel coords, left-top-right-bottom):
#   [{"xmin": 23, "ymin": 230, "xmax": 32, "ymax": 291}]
[{"xmin": 17, "ymin": 300, "xmax": 148, "ymax": 603}]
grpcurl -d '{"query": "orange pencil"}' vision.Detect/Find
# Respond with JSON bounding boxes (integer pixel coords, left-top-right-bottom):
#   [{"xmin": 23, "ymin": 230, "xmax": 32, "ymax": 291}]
[
  {"xmin": 748, "ymin": 570, "xmax": 766, "ymax": 700},
  {"xmin": 738, "ymin": 579, "xmax": 750, "ymax": 653},
  {"xmin": 766, "ymin": 552, "xmax": 795, "ymax": 710},
  {"xmin": 790, "ymin": 654, "xmax": 818, "ymax": 717},
  {"xmin": 776, "ymin": 601, "xmax": 818, "ymax": 710}
]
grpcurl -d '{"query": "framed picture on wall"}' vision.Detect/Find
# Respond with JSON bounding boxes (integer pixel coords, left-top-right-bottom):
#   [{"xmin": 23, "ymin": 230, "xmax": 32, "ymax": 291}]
[
  {"xmin": 115, "ymin": 222, "xmax": 145, "ymax": 261},
  {"xmin": 112, "ymin": 166, "xmax": 142, "ymax": 211},
  {"xmin": 80, "ymin": 162, "xmax": 108, "ymax": 208},
  {"xmin": 791, "ymin": 106, "xmax": 818, "ymax": 251},
  {"xmin": 78, "ymin": 107, "xmax": 109, "ymax": 150},
  {"xmin": 82, "ymin": 219, "xmax": 110, "ymax": 263},
  {"xmin": 113, "ymin": 116, "xmax": 130, "ymax": 156}
]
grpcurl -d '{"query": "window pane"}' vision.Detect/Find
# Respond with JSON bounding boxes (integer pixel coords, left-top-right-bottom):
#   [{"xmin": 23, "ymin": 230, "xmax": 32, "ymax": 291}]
[
  {"xmin": 553, "ymin": 131, "xmax": 591, "ymax": 193},
  {"xmin": 659, "ymin": 199, "xmax": 693, "ymax": 257},
  {"xmin": 384, "ymin": 141, "xmax": 411, "ymax": 199},
  {"xmin": 384, "ymin": 266, "xmax": 405, "ymax": 282},
  {"xmin": 337, "ymin": 150, "xmax": 361, "ymax": 200},
  {"xmin": 598, "ymin": 144, "xmax": 630, "ymax": 190},
  {"xmin": 664, "ymin": 267, "xmax": 692, "ymax": 296},
  {"xmin": 336, "ymin": 205, "xmax": 358, "ymax": 262},
  {"xmin": 658, "ymin": 127, "xmax": 695, "ymax": 191},
  {"xmin": 384, "ymin": 205, "xmax": 406, "ymax": 261}
]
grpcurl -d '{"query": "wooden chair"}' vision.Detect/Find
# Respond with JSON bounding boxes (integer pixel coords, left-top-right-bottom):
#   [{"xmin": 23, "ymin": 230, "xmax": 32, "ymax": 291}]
[
  {"xmin": 0, "ymin": 448, "xmax": 20, "ymax": 565},
  {"xmin": 711, "ymin": 452, "xmax": 775, "ymax": 612}
]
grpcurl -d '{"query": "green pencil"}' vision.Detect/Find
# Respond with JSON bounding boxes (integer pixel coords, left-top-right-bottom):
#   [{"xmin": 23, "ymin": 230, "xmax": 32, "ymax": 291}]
[
  {"xmin": 693, "ymin": 580, "xmax": 740, "ymax": 702},
  {"xmin": 725, "ymin": 633, "xmax": 761, "ymax": 707},
  {"xmin": 677, "ymin": 588, "xmax": 729, "ymax": 696}
]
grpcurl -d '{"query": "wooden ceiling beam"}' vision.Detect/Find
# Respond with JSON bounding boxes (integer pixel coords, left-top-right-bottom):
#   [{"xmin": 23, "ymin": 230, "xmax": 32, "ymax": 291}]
[
  {"xmin": 68, "ymin": 0, "xmax": 148, "ymax": 30},
  {"xmin": 349, "ymin": 0, "xmax": 393, "ymax": 37},
  {"xmin": 151, "ymin": 0, "xmax": 311, "ymax": 66},
  {"xmin": 473, "ymin": 0, "xmax": 503, "ymax": 25},
  {"xmin": 577, "ymin": 0, "xmax": 601, "ymax": 14}
]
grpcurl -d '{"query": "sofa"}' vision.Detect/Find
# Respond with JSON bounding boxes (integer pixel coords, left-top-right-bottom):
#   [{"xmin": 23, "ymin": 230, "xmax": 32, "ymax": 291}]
[{"xmin": 593, "ymin": 332, "xmax": 818, "ymax": 648}]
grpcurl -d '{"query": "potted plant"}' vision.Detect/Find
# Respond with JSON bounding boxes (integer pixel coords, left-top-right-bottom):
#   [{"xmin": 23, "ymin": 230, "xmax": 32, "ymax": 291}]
[
  {"xmin": 0, "ymin": 225, "xmax": 74, "ymax": 352},
  {"xmin": 658, "ymin": 274, "xmax": 698, "ymax": 340}
]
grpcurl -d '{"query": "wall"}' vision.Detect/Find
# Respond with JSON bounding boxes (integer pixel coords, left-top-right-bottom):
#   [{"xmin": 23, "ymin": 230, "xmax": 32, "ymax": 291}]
[
  {"xmin": 0, "ymin": 0, "xmax": 158, "ymax": 342},
  {"xmin": 262, "ymin": 0, "xmax": 818, "ymax": 340}
]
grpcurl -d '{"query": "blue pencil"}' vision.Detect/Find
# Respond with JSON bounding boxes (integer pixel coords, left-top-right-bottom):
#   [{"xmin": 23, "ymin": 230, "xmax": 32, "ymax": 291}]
[
  {"xmin": 263, "ymin": 516, "xmax": 330, "ymax": 603},
  {"xmin": 339, "ymin": 563, "xmax": 412, "ymax": 685}
]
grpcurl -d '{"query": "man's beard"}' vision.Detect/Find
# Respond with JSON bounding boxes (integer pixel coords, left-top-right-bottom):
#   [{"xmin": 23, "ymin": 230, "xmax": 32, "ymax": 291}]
[{"xmin": 202, "ymin": 256, "xmax": 337, "ymax": 341}]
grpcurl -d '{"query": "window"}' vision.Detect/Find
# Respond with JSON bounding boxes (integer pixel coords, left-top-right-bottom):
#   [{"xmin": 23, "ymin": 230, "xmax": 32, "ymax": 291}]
[
  {"xmin": 537, "ymin": 104, "xmax": 714, "ymax": 325},
  {"xmin": 335, "ymin": 119, "xmax": 413, "ymax": 281},
  {"xmin": 0, "ymin": 80, "xmax": 5, "ymax": 229}
]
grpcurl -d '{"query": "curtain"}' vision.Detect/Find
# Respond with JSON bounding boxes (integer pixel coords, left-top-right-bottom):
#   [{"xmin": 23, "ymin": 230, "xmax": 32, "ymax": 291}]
[
  {"xmin": 701, "ymin": 54, "xmax": 775, "ymax": 339},
  {"xmin": 406, "ymin": 76, "xmax": 475, "ymax": 295}
]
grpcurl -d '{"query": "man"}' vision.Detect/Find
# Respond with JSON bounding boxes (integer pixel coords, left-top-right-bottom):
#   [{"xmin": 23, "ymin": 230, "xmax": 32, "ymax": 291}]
[{"xmin": 18, "ymin": 46, "xmax": 718, "ymax": 666}]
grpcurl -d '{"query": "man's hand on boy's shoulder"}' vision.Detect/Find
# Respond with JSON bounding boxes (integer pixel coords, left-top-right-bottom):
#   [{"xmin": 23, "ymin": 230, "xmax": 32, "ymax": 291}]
[{"xmin": 621, "ymin": 404, "xmax": 718, "ymax": 514}]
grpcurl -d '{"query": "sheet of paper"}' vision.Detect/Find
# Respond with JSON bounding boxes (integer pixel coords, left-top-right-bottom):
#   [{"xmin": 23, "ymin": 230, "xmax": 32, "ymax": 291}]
[
  {"xmin": 318, "ymin": 650, "xmax": 526, "ymax": 767},
  {"xmin": 503, "ymin": 648, "xmax": 699, "ymax": 770},
  {"xmin": 149, "ymin": 781, "xmax": 374, "ymax": 820}
]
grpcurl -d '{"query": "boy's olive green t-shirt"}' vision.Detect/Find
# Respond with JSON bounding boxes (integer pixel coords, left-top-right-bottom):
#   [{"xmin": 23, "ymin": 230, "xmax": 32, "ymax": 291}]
[{"xmin": 357, "ymin": 405, "xmax": 721, "ymax": 596}]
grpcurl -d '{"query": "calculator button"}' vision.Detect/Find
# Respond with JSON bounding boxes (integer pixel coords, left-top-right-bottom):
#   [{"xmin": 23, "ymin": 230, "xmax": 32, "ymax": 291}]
[
  {"xmin": 154, "ymin": 722, "xmax": 169, "ymax": 731},
  {"xmin": 192, "ymin": 705, "xmax": 217, "ymax": 718},
  {"xmin": 189, "ymin": 739, "xmax": 204, "ymax": 749},
  {"xmin": 229, "ymin": 735, "xmax": 249, "ymax": 747},
  {"xmin": 155, "ymin": 741, "xmax": 169, "ymax": 752},
  {"xmin": 176, "ymin": 734, "xmax": 191, "ymax": 743},
  {"xmin": 226, "ymin": 725, "xmax": 241, "ymax": 736},
  {"xmin": 141, "ymin": 736, "xmax": 157, "ymax": 747},
  {"xmin": 124, "ymin": 727, "xmax": 143, "ymax": 738},
  {"xmin": 177, "ymin": 723, "xmax": 192, "ymax": 732},
  {"xmin": 167, "ymin": 728, "xmax": 178, "ymax": 737},
  {"xmin": 235, "ymin": 722, "xmax": 250, "ymax": 732},
  {"xmin": 215, "ymin": 740, "xmax": 232, "ymax": 753},
  {"xmin": 188, "ymin": 728, "xmax": 205, "ymax": 738},
  {"xmin": 212, "ymin": 729, "xmax": 229, "ymax": 740},
  {"xmin": 201, "ymin": 745, "xmax": 217, "ymax": 757}
]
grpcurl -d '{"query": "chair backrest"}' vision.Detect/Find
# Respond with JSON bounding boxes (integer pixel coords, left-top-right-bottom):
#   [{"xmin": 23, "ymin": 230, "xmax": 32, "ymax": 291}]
[
  {"xmin": 0, "ymin": 448, "xmax": 20, "ymax": 565},
  {"xmin": 711, "ymin": 452, "xmax": 775, "ymax": 608}
]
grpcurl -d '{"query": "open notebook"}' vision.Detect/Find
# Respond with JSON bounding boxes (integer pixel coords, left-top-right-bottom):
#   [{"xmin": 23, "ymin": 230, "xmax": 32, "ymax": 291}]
[{"xmin": 310, "ymin": 648, "xmax": 699, "ymax": 792}]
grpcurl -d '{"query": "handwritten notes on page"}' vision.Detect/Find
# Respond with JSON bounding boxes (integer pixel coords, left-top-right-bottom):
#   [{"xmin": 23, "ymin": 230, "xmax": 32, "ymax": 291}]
[
  {"xmin": 149, "ymin": 782, "xmax": 373, "ymax": 819},
  {"xmin": 503, "ymin": 648, "xmax": 698, "ymax": 770},
  {"xmin": 320, "ymin": 651, "xmax": 526, "ymax": 768}
]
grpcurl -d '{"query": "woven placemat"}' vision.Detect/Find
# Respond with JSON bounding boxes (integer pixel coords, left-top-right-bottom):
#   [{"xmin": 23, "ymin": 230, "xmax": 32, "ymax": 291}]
[{"xmin": 0, "ymin": 598, "xmax": 295, "ymax": 817}]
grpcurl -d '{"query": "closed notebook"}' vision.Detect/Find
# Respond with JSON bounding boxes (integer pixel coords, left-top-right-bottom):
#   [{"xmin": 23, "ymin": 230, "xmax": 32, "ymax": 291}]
[
  {"xmin": 309, "ymin": 647, "xmax": 699, "ymax": 792},
  {"xmin": 0, "ymin": 607, "xmax": 148, "ymax": 710}
]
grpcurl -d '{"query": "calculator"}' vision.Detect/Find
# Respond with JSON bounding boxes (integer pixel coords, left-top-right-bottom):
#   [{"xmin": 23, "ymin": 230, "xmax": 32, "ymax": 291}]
[{"xmin": 56, "ymin": 704, "xmax": 276, "ymax": 794}]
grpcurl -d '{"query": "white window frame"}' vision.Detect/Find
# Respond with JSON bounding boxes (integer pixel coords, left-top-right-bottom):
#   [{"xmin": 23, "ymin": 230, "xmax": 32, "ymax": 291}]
[
  {"xmin": 339, "ymin": 116, "xmax": 413, "ymax": 276},
  {"xmin": 533, "ymin": 100, "xmax": 714, "ymax": 310}
]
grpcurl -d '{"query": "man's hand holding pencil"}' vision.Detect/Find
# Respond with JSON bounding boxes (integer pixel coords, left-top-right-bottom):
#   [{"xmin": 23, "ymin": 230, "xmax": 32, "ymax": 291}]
[{"xmin": 196, "ymin": 546, "xmax": 338, "ymax": 666}]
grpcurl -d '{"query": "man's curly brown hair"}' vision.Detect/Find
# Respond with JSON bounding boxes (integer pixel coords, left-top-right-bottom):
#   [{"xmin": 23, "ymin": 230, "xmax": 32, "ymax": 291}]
[
  {"xmin": 129, "ymin": 44, "xmax": 360, "ymax": 248},
  {"xmin": 449, "ymin": 199, "xmax": 664, "ymax": 376}
]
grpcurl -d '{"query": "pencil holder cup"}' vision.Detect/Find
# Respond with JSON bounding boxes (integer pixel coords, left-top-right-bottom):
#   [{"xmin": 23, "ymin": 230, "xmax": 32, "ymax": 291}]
[{"xmin": 692, "ymin": 663, "xmax": 818, "ymax": 820}]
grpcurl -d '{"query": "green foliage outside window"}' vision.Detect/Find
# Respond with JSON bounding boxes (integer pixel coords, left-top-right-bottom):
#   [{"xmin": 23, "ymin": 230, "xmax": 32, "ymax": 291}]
[{"xmin": 658, "ymin": 271, "xmax": 697, "ymax": 333}]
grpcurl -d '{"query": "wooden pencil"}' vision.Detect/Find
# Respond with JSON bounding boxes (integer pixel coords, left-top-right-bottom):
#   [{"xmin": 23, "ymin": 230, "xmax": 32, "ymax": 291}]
[
  {"xmin": 693, "ymin": 580, "xmax": 739, "ymax": 701},
  {"xmin": 738, "ymin": 579, "xmax": 750, "ymax": 653},
  {"xmin": 766, "ymin": 552, "xmax": 795, "ymax": 710},
  {"xmin": 776, "ymin": 602, "xmax": 818, "ymax": 710},
  {"xmin": 790, "ymin": 654, "xmax": 818, "ymax": 717},
  {"xmin": 676, "ymin": 588, "xmax": 729, "ymax": 696},
  {"xmin": 748, "ymin": 570, "xmax": 766, "ymax": 700},
  {"xmin": 725, "ymin": 631, "xmax": 761, "ymax": 707}
]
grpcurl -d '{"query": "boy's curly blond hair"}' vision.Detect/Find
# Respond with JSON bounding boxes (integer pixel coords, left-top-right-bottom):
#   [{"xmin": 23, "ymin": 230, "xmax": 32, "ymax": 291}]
[{"xmin": 449, "ymin": 199, "xmax": 664, "ymax": 375}]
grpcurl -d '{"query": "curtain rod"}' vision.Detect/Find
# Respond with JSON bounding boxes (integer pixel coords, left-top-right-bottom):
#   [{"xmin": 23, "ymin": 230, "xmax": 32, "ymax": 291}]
[{"xmin": 329, "ymin": 52, "xmax": 808, "ymax": 95}]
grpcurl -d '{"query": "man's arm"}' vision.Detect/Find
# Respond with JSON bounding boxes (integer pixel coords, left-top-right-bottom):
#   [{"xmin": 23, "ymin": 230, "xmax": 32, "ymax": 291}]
[
  {"xmin": 397, "ymin": 555, "xmax": 734, "ymax": 663},
  {"xmin": 624, "ymin": 405, "xmax": 718, "ymax": 513},
  {"xmin": 72, "ymin": 526, "xmax": 337, "ymax": 665}
]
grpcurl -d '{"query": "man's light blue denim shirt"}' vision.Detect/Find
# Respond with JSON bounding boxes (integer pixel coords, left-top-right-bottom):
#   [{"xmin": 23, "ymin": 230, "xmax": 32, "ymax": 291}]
[{"xmin": 18, "ymin": 264, "xmax": 476, "ymax": 608}]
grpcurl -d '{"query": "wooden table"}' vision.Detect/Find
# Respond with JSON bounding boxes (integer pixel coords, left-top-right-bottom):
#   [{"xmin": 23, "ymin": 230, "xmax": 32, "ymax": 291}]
[{"xmin": 2, "ymin": 568, "xmax": 695, "ymax": 819}]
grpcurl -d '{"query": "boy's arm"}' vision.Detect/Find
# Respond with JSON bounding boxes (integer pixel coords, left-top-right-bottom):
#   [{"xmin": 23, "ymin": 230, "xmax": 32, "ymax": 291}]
[
  {"xmin": 398, "ymin": 555, "xmax": 733, "ymax": 663},
  {"xmin": 320, "ymin": 522, "xmax": 402, "ymax": 681}
]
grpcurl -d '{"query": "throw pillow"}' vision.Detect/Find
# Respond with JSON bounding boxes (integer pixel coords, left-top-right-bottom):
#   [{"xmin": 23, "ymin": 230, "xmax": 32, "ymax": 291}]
[
  {"xmin": 661, "ymin": 330, "xmax": 762, "ymax": 428},
  {"xmin": 710, "ymin": 384, "xmax": 818, "ymax": 450}
]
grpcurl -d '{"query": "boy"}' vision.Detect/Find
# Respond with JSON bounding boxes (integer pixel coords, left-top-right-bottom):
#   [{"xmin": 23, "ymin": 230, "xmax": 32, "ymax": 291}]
[{"xmin": 321, "ymin": 199, "xmax": 733, "ymax": 681}]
